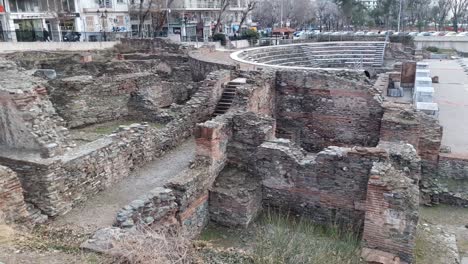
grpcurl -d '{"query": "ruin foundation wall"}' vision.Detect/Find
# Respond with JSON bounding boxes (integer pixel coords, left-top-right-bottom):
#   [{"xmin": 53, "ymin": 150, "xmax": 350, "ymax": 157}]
[{"xmin": 0, "ymin": 70, "xmax": 230, "ymax": 217}]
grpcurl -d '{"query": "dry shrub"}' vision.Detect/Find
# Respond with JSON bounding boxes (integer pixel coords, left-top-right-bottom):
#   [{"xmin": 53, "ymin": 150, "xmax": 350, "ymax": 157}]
[{"xmin": 112, "ymin": 226, "xmax": 194, "ymax": 264}]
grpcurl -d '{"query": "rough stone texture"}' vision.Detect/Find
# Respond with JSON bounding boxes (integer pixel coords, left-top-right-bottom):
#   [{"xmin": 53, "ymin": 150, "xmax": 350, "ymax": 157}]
[
  {"xmin": 189, "ymin": 52, "xmax": 236, "ymax": 82},
  {"xmin": 258, "ymin": 139, "xmax": 388, "ymax": 230},
  {"xmin": 0, "ymin": 70, "xmax": 230, "ymax": 217},
  {"xmin": 362, "ymin": 162, "xmax": 419, "ymax": 264},
  {"xmin": 0, "ymin": 165, "xmax": 30, "ymax": 224},
  {"xmin": 233, "ymin": 70, "xmax": 276, "ymax": 116},
  {"xmin": 209, "ymin": 166, "xmax": 262, "ymax": 227},
  {"xmin": 115, "ymin": 187, "xmax": 178, "ymax": 228},
  {"xmin": 46, "ymin": 54, "xmax": 197, "ymax": 128},
  {"xmin": 380, "ymin": 103, "xmax": 442, "ymax": 177},
  {"xmin": 275, "ymin": 70, "xmax": 384, "ymax": 152},
  {"xmin": 430, "ymin": 153, "xmax": 468, "ymax": 206},
  {"xmin": 0, "ymin": 60, "xmax": 74, "ymax": 158}
]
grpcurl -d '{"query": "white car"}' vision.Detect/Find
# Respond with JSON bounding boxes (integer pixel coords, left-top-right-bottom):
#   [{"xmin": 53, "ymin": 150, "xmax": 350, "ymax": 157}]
[
  {"xmin": 366, "ymin": 32, "xmax": 377, "ymax": 36},
  {"xmin": 445, "ymin": 32, "xmax": 457, "ymax": 36},
  {"xmin": 456, "ymin": 32, "xmax": 468, "ymax": 37},
  {"xmin": 355, "ymin": 31, "xmax": 365, "ymax": 35},
  {"xmin": 408, "ymin": 32, "xmax": 418, "ymax": 36}
]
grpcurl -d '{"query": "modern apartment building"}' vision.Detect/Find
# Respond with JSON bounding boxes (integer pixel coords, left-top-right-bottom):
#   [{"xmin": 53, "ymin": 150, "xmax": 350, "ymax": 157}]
[
  {"xmin": 0, "ymin": 0, "xmax": 250, "ymax": 41},
  {"xmin": 129, "ymin": 0, "xmax": 251, "ymax": 38},
  {"xmin": 0, "ymin": 0, "xmax": 80, "ymax": 41}
]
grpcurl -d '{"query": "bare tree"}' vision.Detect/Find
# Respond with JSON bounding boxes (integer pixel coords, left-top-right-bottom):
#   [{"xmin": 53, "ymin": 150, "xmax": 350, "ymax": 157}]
[
  {"xmin": 134, "ymin": 0, "xmax": 174, "ymax": 37},
  {"xmin": 238, "ymin": 0, "xmax": 257, "ymax": 33},
  {"xmin": 315, "ymin": 0, "xmax": 340, "ymax": 31},
  {"xmin": 451, "ymin": 0, "xmax": 468, "ymax": 32},
  {"xmin": 213, "ymin": 0, "xmax": 231, "ymax": 34},
  {"xmin": 431, "ymin": 0, "xmax": 452, "ymax": 31}
]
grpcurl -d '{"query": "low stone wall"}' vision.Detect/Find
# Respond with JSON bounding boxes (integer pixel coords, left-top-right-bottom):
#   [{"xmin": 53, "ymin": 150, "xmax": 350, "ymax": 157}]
[
  {"xmin": 0, "ymin": 41, "xmax": 118, "ymax": 53},
  {"xmin": 432, "ymin": 153, "xmax": 468, "ymax": 206},
  {"xmin": 188, "ymin": 50, "xmax": 236, "ymax": 82},
  {"xmin": 0, "ymin": 165, "xmax": 30, "ymax": 224},
  {"xmin": 0, "ymin": 70, "xmax": 230, "ymax": 217}
]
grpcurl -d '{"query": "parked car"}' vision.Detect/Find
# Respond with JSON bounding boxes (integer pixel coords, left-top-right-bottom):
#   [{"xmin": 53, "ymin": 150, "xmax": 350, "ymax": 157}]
[
  {"xmin": 63, "ymin": 32, "xmax": 81, "ymax": 42},
  {"xmin": 394, "ymin": 32, "xmax": 408, "ymax": 36},
  {"xmin": 417, "ymin": 32, "xmax": 431, "ymax": 36},
  {"xmin": 445, "ymin": 32, "xmax": 458, "ymax": 36},
  {"xmin": 456, "ymin": 32, "xmax": 468, "ymax": 37},
  {"xmin": 366, "ymin": 32, "xmax": 378, "ymax": 36},
  {"xmin": 408, "ymin": 32, "xmax": 419, "ymax": 36},
  {"xmin": 431, "ymin": 32, "xmax": 446, "ymax": 36},
  {"xmin": 355, "ymin": 31, "xmax": 365, "ymax": 35},
  {"xmin": 331, "ymin": 31, "xmax": 342, "ymax": 35}
]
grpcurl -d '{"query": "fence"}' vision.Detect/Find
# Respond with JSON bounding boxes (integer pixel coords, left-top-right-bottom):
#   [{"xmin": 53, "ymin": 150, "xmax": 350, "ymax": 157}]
[{"xmin": 257, "ymin": 35, "xmax": 413, "ymax": 46}]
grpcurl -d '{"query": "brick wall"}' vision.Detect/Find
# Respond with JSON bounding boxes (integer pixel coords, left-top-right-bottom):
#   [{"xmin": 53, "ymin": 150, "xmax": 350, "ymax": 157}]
[
  {"xmin": 0, "ymin": 81, "xmax": 73, "ymax": 158},
  {"xmin": 362, "ymin": 162, "xmax": 419, "ymax": 264},
  {"xmin": 258, "ymin": 140, "xmax": 388, "ymax": 230},
  {"xmin": 275, "ymin": 70, "xmax": 384, "ymax": 152},
  {"xmin": 0, "ymin": 165, "xmax": 30, "ymax": 224}
]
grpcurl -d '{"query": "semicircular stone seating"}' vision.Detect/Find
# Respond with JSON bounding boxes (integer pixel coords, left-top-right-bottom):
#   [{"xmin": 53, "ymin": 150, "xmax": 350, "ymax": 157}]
[{"xmin": 234, "ymin": 41, "xmax": 386, "ymax": 69}]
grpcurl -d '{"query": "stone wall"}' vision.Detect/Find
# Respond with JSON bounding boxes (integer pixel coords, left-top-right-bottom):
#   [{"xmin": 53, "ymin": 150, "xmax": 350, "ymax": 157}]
[
  {"xmin": 430, "ymin": 153, "xmax": 468, "ymax": 206},
  {"xmin": 0, "ymin": 70, "xmax": 230, "ymax": 217},
  {"xmin": 188, "ymin": 51, "xmax": 236, "ymax": 82},
  {"xmin": 362, "ymin": 162, "xmax": 419, "ymax": 264},
  {"xmin": 258, "ymin": 141, "xmax": 388, "ymax": 230},
  {"xmin": 0, "ymin": 60, "xmax": 74, "ymax": 158},
  {"xmin": 0, "ymin": 165, "xmax": 30, "ymax": 224},
  {"xmin": 275, "ymin": 70, "xmax": 384, "ymax": 152},
  {"xmin": 45, "ymin": 53, "xmax": 196, "ymax": 128}
]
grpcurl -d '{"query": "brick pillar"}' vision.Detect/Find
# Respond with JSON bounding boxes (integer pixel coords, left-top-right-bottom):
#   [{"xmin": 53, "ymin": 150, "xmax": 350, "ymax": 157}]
[{"xmin": 362, "ymin": 163, "xmax": 419, "ymax": 264}]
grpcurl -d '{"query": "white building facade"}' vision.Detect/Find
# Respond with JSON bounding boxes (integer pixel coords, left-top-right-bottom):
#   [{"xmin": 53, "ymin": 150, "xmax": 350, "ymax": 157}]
[
  {"xmin": 129, "ymin": 0, "xmax": 251, "ymax": 39},
  {"xmin": 0, "ymin": 0, "xmax": 81, "ymax": 41},
  {"xmin": 0, "ymin": 0, "xmax": 249, "ymax": 41},
  {"xmin": 78, "ymin": 0, "xmax": 130, "ymax": 41}
]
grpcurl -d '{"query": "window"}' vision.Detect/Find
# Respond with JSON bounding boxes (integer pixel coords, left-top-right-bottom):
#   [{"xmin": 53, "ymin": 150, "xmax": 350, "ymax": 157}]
[
  {"xmin": 117, "ymin": 0, "xmax": 124, "ymax": 3},
  {"xmin": 86, "ymin": 16, "xmax": 95, "ymax": 32},
  {"xmin": 116, "ymin": 15, "xmax": 124, "ymax": 26}
]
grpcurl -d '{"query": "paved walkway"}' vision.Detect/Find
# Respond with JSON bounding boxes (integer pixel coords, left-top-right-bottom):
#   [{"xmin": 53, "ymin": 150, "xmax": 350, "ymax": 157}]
[
  {"xmin": 426, "ymin": 59, "xmax": 468, "ymax": 153},
  {"xmin": 52, "ymin": 139, "xmax": 196, "ymax": 232}
]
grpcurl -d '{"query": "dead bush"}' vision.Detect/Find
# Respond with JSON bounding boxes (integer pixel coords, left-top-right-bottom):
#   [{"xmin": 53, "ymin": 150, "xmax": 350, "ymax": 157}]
[{"xmin": 111, "ymin": 226, "xmax": 194, "ymax": 264}]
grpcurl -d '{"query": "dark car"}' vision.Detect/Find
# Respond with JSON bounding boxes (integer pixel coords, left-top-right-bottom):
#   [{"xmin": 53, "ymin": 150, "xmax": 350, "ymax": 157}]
[{"xmin": 63, "ymin": 32, "xmax": 81, "ymax": 42}]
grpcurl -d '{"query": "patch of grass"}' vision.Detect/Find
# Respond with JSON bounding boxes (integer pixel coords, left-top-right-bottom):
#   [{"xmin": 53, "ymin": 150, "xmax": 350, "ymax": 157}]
[
  {"xmin": 420, "ymin": 205, "xmax": 468, "ymax": 225},
  {"xmin": 252, "ymin": 212, "xmax": 363, "ymax": 264}
]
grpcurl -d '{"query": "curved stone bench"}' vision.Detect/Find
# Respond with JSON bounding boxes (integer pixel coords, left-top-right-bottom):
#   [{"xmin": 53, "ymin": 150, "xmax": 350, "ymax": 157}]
[{"xmin": 231, "ymin": 41, "xmax": 386, "ymax": 70}]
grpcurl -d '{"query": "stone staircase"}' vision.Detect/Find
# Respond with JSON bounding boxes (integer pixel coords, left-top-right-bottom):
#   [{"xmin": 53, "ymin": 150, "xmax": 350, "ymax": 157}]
[{"xmin": 213, "ymin": 78, "xmax": 246, "ymax": 117}]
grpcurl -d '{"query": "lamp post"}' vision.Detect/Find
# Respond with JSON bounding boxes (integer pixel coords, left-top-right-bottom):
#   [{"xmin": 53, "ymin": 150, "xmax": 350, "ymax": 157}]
[{"xmin": 97, "ymin": 9, "xmax": 108, "ymax": 41}]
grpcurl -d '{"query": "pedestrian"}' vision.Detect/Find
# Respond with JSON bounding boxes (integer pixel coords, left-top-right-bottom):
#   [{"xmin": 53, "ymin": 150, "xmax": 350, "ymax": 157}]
[{"xmin": 43, "ymin": 29, "xmax": 50, "ymax": 42}]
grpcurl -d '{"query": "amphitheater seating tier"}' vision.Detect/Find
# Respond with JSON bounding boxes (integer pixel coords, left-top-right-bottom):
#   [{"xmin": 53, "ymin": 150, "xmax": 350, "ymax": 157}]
[{"xmin": 233, "ymin": 42, "xmax": 386, "ymax": 69}]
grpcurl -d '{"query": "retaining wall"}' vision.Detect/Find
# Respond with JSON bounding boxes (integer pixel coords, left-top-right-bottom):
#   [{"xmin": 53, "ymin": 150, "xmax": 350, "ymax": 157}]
[
  {"xmin": 0, "ymin": 41, "xmax": 118, "ymax": 53},
  {"xmin": 0, "ymin": 70, "xmax": 230, "ymax": 217}
]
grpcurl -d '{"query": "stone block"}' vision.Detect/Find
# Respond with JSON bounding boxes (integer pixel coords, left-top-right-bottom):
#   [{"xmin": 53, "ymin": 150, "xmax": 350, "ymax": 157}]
[{"xmin": 209, "ymin": 166, "xmax": 262, "ymax": 227}]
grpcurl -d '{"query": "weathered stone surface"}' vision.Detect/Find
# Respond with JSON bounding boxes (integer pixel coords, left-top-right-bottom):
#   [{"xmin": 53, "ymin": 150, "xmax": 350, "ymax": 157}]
[
  {"xmin": 115, "ymin": 187, "xmax": 178, "ymax": 229},
  {"xmin": 209, "ymin": 166, "xmax": 262, "ymax": 227},
  {"xmin": 81, "ymin": 227, "xmax": 127, "ymax": 254},
  {"xmin": 0, "ymin": 165, "xmax": 30, "ymax": 224},
  {"xmin": 0, "ymin": 70, "xmax": 230, "ymax": 217},
  {"xmin": 362, "ymin": 162, "xmax": 419, "ymax": 264},
  {"xmin": 275, "ymin": 70, "xmax": 384, "ymax": 152},
  {"xmin": 0, "ymin": 63, "xmax": 74, "ymax": 158}
]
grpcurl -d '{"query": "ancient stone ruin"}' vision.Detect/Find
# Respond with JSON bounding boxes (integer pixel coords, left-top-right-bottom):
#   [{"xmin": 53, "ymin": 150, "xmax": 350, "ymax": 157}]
[{"xmin": 0, "ymin": 38, "xmax": 466, "ymax": 264}]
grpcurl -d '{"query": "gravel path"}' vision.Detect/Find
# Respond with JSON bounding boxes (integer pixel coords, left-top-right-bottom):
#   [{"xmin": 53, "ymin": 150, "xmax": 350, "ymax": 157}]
[{"xmin": 52, "ymin": 139, "xmax": 196, "ymax": 232}]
